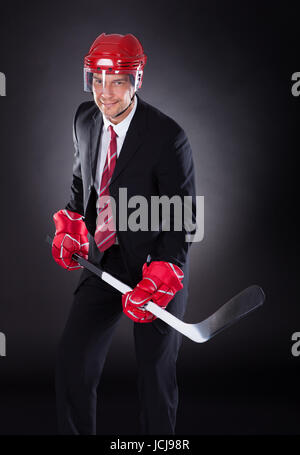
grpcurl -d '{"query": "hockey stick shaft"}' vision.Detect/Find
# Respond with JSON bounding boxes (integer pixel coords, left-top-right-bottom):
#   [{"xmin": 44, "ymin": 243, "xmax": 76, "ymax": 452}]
[{"xmin": 46, "ymin": 235, "xmax": 185, "ymax": 333}]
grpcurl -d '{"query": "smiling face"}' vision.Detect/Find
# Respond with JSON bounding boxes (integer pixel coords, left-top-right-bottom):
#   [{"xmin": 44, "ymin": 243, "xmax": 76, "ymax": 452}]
[{"xmin": 92, "ymin": 73, "xmax": 135, "ymax": 124}]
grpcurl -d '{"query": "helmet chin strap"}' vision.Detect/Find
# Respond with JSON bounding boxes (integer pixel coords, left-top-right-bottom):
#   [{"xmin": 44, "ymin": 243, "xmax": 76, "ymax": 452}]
[{"xmin": 112, "ymin": 93, "xmax": 136, "ymax": 119}]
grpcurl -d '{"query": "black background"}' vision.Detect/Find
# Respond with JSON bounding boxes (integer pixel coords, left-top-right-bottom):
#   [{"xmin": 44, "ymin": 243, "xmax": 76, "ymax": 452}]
[{"xmin": 0, "ymin": 0, "xmax": 299, "ymax": 436}]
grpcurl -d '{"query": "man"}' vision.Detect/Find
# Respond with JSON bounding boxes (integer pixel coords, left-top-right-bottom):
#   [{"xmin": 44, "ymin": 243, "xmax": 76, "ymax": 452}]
[{"xmin": 52, "ymin": 33, "xmax": 196, "ymax": 435}]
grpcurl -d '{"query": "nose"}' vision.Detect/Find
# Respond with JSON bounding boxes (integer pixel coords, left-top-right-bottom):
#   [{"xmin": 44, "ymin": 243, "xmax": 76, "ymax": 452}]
[{"xmin": 100, "ymin": 83, "xmax": 114, "ymax": 98}]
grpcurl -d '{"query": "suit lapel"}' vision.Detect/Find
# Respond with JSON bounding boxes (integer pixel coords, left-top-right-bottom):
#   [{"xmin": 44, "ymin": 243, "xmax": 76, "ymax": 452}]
[{"xmin": 89, "ymin": 109, "xmax": 103, "ymax": 186}]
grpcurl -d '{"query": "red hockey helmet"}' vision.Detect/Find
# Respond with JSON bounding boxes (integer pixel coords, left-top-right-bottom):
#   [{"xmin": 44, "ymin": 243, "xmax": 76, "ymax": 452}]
[{"xmin": 83, "ymin": 33, "xmax": 147, "ymax": 92}]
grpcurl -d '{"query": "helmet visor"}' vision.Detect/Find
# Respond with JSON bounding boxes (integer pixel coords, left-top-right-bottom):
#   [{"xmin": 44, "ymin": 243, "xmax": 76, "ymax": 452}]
[{"xmin": 83, "ymin": 68, "xmax": 143, "ymax": 93}]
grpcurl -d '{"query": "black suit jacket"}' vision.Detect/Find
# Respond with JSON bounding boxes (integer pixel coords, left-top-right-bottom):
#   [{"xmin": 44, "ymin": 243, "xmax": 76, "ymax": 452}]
[{"xmin": 66, "ymin": 95, "xmax": 196, "ymax": 288}]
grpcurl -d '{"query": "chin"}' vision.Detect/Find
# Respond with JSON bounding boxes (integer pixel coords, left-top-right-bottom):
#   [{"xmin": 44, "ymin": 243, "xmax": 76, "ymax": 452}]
[{"xmin": 103, "ymin": 104, "xmax": 119, "ymax": 115}]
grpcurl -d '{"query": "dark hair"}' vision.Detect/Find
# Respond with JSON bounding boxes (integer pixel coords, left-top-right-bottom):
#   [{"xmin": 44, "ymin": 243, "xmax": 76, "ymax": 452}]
[{"xmin": 129, "ymin": 74, "xmax": 135, "ymax": 86}]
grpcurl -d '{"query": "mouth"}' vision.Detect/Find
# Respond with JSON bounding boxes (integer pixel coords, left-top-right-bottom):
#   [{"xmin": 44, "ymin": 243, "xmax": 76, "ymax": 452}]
[{"xmin": 100, "ymin": 101, "xmax": 118, "ymax": 107}]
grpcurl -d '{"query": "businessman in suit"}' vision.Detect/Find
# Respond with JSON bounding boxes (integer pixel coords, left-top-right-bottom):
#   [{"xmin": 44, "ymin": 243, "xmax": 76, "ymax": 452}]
[{"xmin": 52, "ymin": 33, "xmax": 196, "ymax": 435}]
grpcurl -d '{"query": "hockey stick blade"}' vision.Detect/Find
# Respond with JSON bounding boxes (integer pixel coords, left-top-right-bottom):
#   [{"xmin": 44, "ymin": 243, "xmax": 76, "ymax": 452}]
[{"xmin": 46, "ymin": 235, "xmax": 265, "ymax": 343}]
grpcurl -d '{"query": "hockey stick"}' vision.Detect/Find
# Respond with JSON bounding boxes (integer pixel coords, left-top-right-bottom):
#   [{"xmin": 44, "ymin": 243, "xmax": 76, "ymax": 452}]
[{"xmin": 47, "ymin": 235, "xmax": 265, "ymax": 342}]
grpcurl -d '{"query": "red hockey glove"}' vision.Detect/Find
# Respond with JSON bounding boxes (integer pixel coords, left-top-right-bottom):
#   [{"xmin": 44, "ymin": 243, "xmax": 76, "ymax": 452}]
[
  {"xmin": 52, "ymin": 209, "xmax": 89, "ymax": 270},
  {"xmin": 122, "ymin": 261, "xmax": 184, "ymax": 323}
]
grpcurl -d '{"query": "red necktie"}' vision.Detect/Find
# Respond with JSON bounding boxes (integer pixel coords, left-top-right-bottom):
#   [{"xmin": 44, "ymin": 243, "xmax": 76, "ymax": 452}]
[{"xmin": 94, "ymin": 125, "xmax": 117, "ymax": 252}]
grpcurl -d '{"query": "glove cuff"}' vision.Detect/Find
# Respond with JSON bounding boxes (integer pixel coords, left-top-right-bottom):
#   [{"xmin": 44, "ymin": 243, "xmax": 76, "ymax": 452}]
[
  {"xmin": 142, "ymin": 261, "xmax": 184, "ymax": 292},
  {"xmin": 53, "ymin": 209, "xmax": 88, "ymax": 237}
]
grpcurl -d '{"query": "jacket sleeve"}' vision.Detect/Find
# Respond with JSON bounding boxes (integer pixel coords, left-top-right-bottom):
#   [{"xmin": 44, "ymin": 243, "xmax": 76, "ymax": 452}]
[
  {"xmin": 150, "ymin": 128, "xmax": 197, "ymax": 268},
  {"xmin": 65, "ymin": 105, "xmax": 84, "ymax": 216}
]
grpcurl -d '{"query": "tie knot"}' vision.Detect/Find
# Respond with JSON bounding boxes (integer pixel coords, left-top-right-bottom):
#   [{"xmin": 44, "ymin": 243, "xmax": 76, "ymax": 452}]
[{"xmin": 108, "ymin": 125, "xmax": 117, "ymax": 139}]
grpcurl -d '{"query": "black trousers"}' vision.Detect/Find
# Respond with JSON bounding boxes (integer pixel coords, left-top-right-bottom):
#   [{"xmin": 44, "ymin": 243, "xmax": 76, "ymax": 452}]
[{"xmin": 55, "ymin": 245, "xmax": 184, "ymax": 435}]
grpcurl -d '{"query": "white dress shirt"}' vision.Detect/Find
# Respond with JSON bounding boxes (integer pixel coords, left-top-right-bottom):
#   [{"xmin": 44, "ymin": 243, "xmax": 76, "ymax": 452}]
[{"xmin": 94, "ymin": 96, "xmax": 138, "ymax": 194}]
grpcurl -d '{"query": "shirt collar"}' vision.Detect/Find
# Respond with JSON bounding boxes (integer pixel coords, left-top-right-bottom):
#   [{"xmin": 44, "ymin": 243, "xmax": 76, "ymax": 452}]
[{"xmin": 102, "ymin": 96, "xmax": 138, "ymax": 137}]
